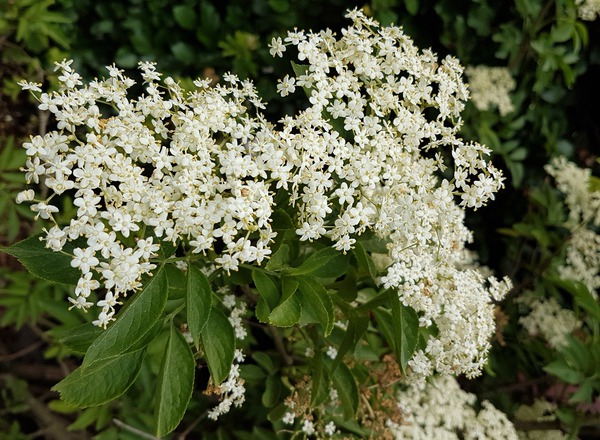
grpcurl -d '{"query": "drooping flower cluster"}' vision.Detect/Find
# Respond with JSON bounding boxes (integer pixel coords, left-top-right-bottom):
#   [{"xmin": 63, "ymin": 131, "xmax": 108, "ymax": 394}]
[
  {"xmin": 545, "ymin": 156, "xmax": 600, "ymax": 295},
  {"xmin": 388, "ymin": 375, "xmax": 518, "ymax": 439},
  {"xmin": 465, "ymin": 65, "xmax": 516, "ymax": 116},
  {"xmin": 271, "ymin": 9, "xmax": 510, "ymax": 378}
]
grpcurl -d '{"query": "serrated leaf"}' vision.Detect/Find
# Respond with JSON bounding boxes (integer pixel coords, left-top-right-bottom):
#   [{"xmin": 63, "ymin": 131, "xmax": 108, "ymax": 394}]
[
  {"xmin": 1, "ymin": 234, "xmax": 82, "ymax": 285},
  {"xmin": 53, "ymin": 349, "xmax": 145, "ymax": 407},
  {"xmin": 82, "ymin": 268, "xmax": 167, "ymax": 369},
  {"xmin": 269, "ymin": 277, "xmax": 301, "ymax": 327},
  {"xmin": 187, "ymin": 264, "xmax": 212, "ymax": 348},
  {"xmin": 297, "ymin": 276, "xmax": 334, "ymax": 336},
  {"xmin": 60, "ymin": 323, "xmax": 103, "ymax": 355},
  {"xmin": 390, "ymin": 291, "xmax": 419, "ymax": 374},
  {"xmin": 201, "ymin": 308, "xmax": 235, "ymax": 384},
  {"xmin": 252, "ymin": 270, "xmax": 280, "ymax": 322},
  {"xmin": 155, "ymin": 325, "xmax": 195, "ymax": 437}
]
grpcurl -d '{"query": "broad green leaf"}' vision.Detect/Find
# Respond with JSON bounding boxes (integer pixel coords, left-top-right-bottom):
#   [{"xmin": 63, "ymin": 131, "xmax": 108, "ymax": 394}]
[
  {"xmin": 289, "ymin": 247, "xmax": 347, "ymax": 278},
  {"xmin": 201, "ymin": 308, "xmax": 235, "ymax": 384},
  {"xmin": 187, "ymin": 264, "xmax": 213, "ymax": 348},
  {"xmin": 165, "ymin": 264, "xmax": 186, "ymax": 299},
  {"xmin": 82, "ymin": 268, "xmax": 168, "ymax": 369},
  {"xmin": 1, "ymin": 234, "xmax": 82, "ymax": 285},
  {"xmin": 390, "ymin": 292, "xmax": 419, "ymax": 374},
  {"xmin": 269, "ymin": 277, "xmax": 301, "ymax": 327},
  {"xmin": 331, "ymin": 315, "xmax": 369, "ymax": 372},
  {"xmin": 266, "ymin": 244, "xmax": 290, "ymax": 271},
  {"xmin": 329, "ymin": 361, "xmax": 359, "ymax": 419},
  {"xmin": 155, "ymin": 325, "xmax": 195, "ymax": 437},
  {"xmin": 53, "ymin": 348, "xmax": 145, "ymax": 407},
  {"xmin": 297, "ymin": 276, "xmax": 334, "ymax": 336},
  {"xmin": 252, "ymin": 270, "xmax": 280, "ymax": 322},
  {"xmin": 60, "ymin": 323, "xmax": 103, "ymax": 355}
]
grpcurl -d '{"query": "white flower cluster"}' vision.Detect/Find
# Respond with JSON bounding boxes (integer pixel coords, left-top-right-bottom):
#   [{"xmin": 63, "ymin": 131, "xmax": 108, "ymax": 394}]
[
  {"xmin": 465, "ymin": 65, "xmax": 516, "ymax": 116},
  {"xmin": 518, "ymin": 295, "xmax": 581, "ymax": 348},
  {"xmin": 388, "ymin": 375, "xmax": 518, "ymax": 439},
  {"xmin": 545, "ymin": 157, "xmax": 600, "ymax": 295},
  {"xmin": 576, "ymin": 0, "xmax": 600, "ymax": 20},
  {"xmin": 271, "ymin": 9, "xmax": 510, "ymax": 379},
  {"xmin": 18, "ymin": 59, "xmax": 282, "ymax": 326}
]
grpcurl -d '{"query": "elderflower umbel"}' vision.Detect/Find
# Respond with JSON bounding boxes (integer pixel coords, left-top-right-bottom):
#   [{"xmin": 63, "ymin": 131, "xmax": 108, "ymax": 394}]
[
  {"xmin": 19, "ymin": 59, "xmax": 281, "ymax": 326},
  {"xmin": 389, "ymin": 375, "xmax": 518, "ymax": 439},
  {"xmin": 519, "ymin": 295, "xmax": 582, "ymax": 349},
  {"xmin": 545, "ymin": 157, "xmax": 600, "ymax": 294},
  {"xmin": 576, "ymin": 0, "xmax": 600, "ymax": 20},
  {"xmin": 465, "ymin": 65, "xmax": 516, "ymax": 116},
  {"xmin": 273, "ymin": 9, "xmax": 509, "ymax": 379}
]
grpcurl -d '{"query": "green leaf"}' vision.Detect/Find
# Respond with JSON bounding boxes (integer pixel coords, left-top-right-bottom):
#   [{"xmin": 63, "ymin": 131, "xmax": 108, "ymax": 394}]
[
  {"xmin": 390, "ymin": 292, "xmax": 419, "ymax": 374},
  {"xmin": 266, "ymin": 244, "xmax": 290, "ymax": 271},
  {"xmin": 297, "ymin": 276, "xmax": 334, "ymax": 336},
  {"xmin": 82, "ymin": 268, "xmax": 168, "ymax": 369},
  {"xmin": 252, "ymin": 270, "xmax": 280, "ymax": 322},
  {"xmin": 353, "ymin": 242, "xmax": 377, "ymax": 279},
  {"xmin": 569, "ymin": 379, "xmax": 594, "ymax": 404},
  {"xmin": 329, "ymin": 361, "xmax": 359, "ymax": 419},
  {"xmin": 172, "ymin": 5, "xmax": 197, "ymax": 30},
  {"xmin": 60, "ymin": 324, "xmax": 103, "ymax": 355},
  {"xmin": 331, "ymin": 315, "xmax": 369, "ymax": 372},
  {"xmin": 201, "ymin": 308, "xmax": 235, "ymax": 384},
  {"xmin": 544, "ymin": 360, "xmax": 583, "ymax": 384},
  {"xmin": 268, "ymin": 277, "xmax": 301, "ymax": 327},
  {"xmin": 405, "ymin": 0, "xmax": 419, "ymax": 15},
  {"xmin": 262, "ymin": 375, "xmax": 282, "ymax": 408},
  {"xmin": 310, "ymin": 349, "xmax": 330, "ymax": 407},
  {"xmin": 155, "ymin": 325, "xmax": 195, "ymax": 437},
  {"xmin": 553, "ymin": 278, "xmax": 600, "ymax": 321},
  {"xmin": 1, "ymin": 234, "xmax": 82, "ymax": 285},
  {"xmin": 186, "ymin": 264, "xmax": 213, "ymax": 348},
  {"xmin": 53, "ymin": 348, "xmax": 145, "ymax": 407},
  {"xmin": 290, "ymin": 247, "xmax": 347, "ymax": 278}
]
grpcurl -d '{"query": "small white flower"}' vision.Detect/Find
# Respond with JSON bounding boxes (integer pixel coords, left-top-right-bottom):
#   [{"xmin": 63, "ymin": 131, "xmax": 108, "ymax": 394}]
[
  {"xmin": 15, "ymin": 189, "xmax": 35, "ymax": 204},
  {"xmin": 268, "ymin": 37, "xmax": 286, "ymax": 57}
]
